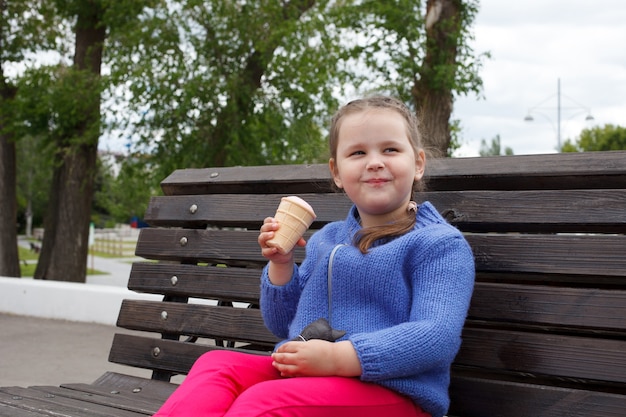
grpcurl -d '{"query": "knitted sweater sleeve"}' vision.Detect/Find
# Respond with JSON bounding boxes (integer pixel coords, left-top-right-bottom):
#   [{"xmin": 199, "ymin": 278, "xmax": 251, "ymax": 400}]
[
  {"xmin": 260, "ymin": 264, "xmax": 302, "ymax": 339},
  {"xmin": 350, "ymin": 229, "xmax": 475, "ymax": 381},
  {"xmin": 260, "ymin": 229, "xmax": 325, "ymax": 339}
]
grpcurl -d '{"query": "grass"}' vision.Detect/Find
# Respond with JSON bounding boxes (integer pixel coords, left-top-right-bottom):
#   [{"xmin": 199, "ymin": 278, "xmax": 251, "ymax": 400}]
[
  {"xmin": 18, "ymin": 245, "xmax": 107, "ymax": 277},
  {"xmin": 18, "ymin": 245, "xmax": 38, "ymax": 261}
]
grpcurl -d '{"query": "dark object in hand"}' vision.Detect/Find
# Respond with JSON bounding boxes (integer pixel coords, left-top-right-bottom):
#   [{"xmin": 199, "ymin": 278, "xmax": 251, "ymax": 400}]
[{"xmin": 292, "ymin": 318, "xmax": 346, "ymax": 342}]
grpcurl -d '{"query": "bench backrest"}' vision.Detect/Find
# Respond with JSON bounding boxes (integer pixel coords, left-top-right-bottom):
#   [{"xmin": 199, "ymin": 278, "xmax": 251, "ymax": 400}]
[{"xmin": 110, "ymin": 151, "xmax": 626, "ymax": 417}]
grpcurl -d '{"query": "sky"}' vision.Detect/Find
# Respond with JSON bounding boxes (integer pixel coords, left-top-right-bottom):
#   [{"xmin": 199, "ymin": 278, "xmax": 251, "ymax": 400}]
[{"xmin": 452, "ymin": 0, "xmax": 626, "ymax": 156}]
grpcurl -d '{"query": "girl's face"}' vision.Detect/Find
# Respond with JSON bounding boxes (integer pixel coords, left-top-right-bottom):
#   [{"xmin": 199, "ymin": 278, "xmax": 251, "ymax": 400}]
[{"xmin": 329, "ymin": 108, "xmax": 425, "ymax": 228}]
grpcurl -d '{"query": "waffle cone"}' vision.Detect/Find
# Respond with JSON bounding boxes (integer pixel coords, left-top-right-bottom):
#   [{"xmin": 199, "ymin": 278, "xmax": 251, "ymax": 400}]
[{"xmin": 267, "ymin": 196, "xmax": 316, "ymax": 255}]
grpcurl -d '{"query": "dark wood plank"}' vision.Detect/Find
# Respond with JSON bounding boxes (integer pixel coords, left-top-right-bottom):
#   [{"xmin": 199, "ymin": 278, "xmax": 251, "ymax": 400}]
[
  {"xmin": 58, "ymin": 383, "xmax": 164, "ymax": 413},
  {"xmin": 128, "ymin": 263, "xmax": 261, "ymax": 303},
  {"xmin": 448, "ymin": 374, "xmax": 626, "ymax": 417},
  {"xmin": 143, "ymin": 193, "xmax": 352, "ymax": 229},
  {"xmin": 28, "ymin": 386, "xmax": 156, "ymax": 416},
  {"xmin": 0, "ymin": 386, "xmax": 146, "ymax": 417},
  {"xmin": 161, "ymin": 164, "xmax": 333, "ymax": 195},
  {"xmin": 469, "ymin": 282, "xmax": 626, "ymax": 330},
  {"xmin": 422, "ymin": 189, "xmax": 626, "ymax": 233},
  {"xmin": 116, "ymin": 300, "xmax": 279, "ymax": 345},
  {"xmin": 456, "ymin": 327, "xmax": 626, "ymax": 383},
  {"xmin": 469, "ymin": 234, "xmax": 626, "ymax": 277},
  {"xmin": 160, "ymin": 151, "xmax": 626, "ymax": 195},
  {"xmin": 427, "ymin": 151, "xmax": 626, "ymax": 191},
  {"xmin": 143, "ymin": 189, "xmax": 626, "ymax": 233},
  {"xmin": 134, "ymin": 228, "xmax": 272, "ymax": 266},
  {"xmin": 134, "ymin": 228, "xmax": 626, "ymax": 277},
  {"xmin": 90, "ymin": 372, "xmax": 177, "ymax": 403},
  {"xmin": 108, "ymin": 334, "xmax": 270, "ymax": 376},
  {"xmin": 0, "ymin": 402, "xmax": 49, "ymax": 417}
]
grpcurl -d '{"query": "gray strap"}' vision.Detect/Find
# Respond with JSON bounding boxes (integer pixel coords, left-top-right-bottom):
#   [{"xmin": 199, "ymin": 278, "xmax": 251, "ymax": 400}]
[{"xmin": 327, "ymin": 244, "xmax": 345, "ymax": 325}]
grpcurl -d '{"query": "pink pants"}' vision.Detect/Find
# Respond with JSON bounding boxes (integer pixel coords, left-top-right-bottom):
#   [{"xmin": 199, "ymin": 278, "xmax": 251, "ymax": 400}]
[{"xmin": 153, "ymin": 350, "xmax": 430, "ymax": 417}]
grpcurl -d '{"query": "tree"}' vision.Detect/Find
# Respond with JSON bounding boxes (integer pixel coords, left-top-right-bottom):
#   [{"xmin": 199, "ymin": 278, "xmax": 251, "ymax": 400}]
[
  {"xmin": 33, "ymin": 2, "xmax": 105, "ymax": 282},
  {"xmin": 561, "ymin": 124, "xmax": 626, "ymax": 152},
  {"xmin": 0, "ymin": 0, "xmax": 62, "ymax": 277},
  {"xmin": 479, "ymin": 134, "xmax": 513, "ymax": 156},
  {"xmin": 415, "ymin": 0, "xmax": 485, "ymax": 157},
  {"xmin": 337, "ymin": 0, "xmax": 486, "ymax": 157},
  {"xmin": 33, "ymin": 0, "xmax": 157, "ymax": 282},
  {"xmin": 107, "ymin": 0, "xmax": 349, "ymax": 181},
  {"xmin": 109, "ymin": 0, "xmax": 486, "ymax": 181}
]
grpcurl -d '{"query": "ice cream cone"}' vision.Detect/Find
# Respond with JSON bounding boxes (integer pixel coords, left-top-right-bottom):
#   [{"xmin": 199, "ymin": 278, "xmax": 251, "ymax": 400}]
[{"xmin": 266, "ymin": 196, "xmax": 316, "ymax": 255}]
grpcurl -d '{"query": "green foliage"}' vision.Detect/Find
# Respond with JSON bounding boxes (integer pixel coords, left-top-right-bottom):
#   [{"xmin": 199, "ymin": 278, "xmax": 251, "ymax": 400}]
[
  {"xmin": 1, "ymin": 0, "xmax": 64, "ymax": 63},
  {"xmin": 15, "ymin": 134, "xmax": 54, "ymax": 231},
  {"xmin": 103, "ymin": 0, "xmax": 485, "ymax": 180},
  {"xmin": 561, "ymin": 124, "xmax": 626, "ymax": 152},
  {"xmin": 479, "ymin": 134, "xmax": 513, "ymax": 156},
  {"xmin": 106, "ymin": 0, "xmax": 348, "ymax": 178},
  {"xmin": 93, "ymin": 152, "xmax": 160, "ymax": 225},
  {"xmin": 11, "ymin": 65, "xmax": 102, "ymax": 147},
  {"xmin": 448, "ymin": 119, "xmax": 462, "ymax": 157}
]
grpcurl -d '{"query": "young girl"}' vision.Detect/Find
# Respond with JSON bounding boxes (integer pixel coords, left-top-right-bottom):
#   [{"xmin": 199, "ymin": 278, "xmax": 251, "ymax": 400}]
[{"xmin": 153, "ymin": 96, "xmax": 475, "ymax": 417}]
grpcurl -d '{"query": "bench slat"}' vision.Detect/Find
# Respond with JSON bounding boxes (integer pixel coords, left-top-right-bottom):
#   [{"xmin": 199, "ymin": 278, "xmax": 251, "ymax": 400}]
[
  {"xmin": 160, "ymin": 151, "xmax": 626, "ymax": 195},
  {"xmin": 60, "ymin": 383, "xmax": 165, "ymax": 411},
  {"xmin": 29, "ymin": 386, "xmax": 156, "ymax": 415},
  {"xmin": 90, "ymin": 372, "xmax": 177, "ymax": 403},
  {"xmin": 135, "ymin": 228, "xmax": 626, "ymax": 277},
  {"xmin": 143, "ymin": 190, "xmax": 626, "ymax": 234},
  {"xmin": 128, "ymin": 262, "xmax": 261, "ymax": 304},
  {"xmin": 448, "ymin": 374, "xmax": 626, "ymax": 417},
  {"xmin": 116, "ymin": 300, "xmax": 279, "ymax": 345},
  {"xmin": 0, "ymin": 403, "xmax": 48, "ymax": 417},
  {"xmin": 470, "ymin": 234, "xmax": 626, "ymax": 277},
  {"xmin": 423, "ymin": 189, "xmax": 626, "ymax": 233},
  {"xmin": 457, "ymin": 327, "xmax": 626, "ymax": 384},
  {"xmin": 0, "ymin": 386, "xmax": 146, "ymax": 417},
  {"xmin": 469, "ymin": 283, "xmax": 626, "ymax": 331},
  {"xmin": 108, "ymin": 334, "xmax": 269, "ymax": 377}
]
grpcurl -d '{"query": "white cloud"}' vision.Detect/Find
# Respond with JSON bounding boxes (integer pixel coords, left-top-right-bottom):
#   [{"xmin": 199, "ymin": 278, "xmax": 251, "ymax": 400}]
[{"xmin": 453, "ymin": 0, "xmax": 626, "ymax": 156}]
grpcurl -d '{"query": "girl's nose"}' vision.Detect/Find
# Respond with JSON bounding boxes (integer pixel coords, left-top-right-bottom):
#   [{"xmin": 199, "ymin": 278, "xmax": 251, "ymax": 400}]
[{"xmin": 366, "ymin": 155, "xmax": 384, "ymax": 170}]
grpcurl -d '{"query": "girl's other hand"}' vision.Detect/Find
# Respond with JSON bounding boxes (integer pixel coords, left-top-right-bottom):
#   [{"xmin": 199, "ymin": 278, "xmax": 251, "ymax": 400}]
[{"xmin": 271, "ymin": 340, "xmax": 362, "ymax": 378}]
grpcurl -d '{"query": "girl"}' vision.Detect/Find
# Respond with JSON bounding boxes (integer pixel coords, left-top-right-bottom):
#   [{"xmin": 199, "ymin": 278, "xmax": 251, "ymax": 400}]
[{"xmin": 153, "ymin": 96, "xmax": 475, "ymax": 417}]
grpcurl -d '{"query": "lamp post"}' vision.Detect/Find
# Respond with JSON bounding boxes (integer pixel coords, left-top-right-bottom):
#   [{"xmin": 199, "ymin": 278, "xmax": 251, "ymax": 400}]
[{"xmin": 524, "ymin": 78, "xmax": 594, "ymax": 151}]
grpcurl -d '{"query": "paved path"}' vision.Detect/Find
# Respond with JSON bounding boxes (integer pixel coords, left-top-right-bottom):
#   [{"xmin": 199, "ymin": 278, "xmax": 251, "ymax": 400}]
[
  {"xmin": 1, "ymin": 234, "xmax": 174, "ymax": 388},
  {"xmin": 0, "ymin": 313, "xmax": 152, "ymax": 387}
]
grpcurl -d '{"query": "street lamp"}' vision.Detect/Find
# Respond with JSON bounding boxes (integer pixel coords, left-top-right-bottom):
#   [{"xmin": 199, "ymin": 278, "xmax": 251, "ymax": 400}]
[{"xmin": 523, "ymin": 78, "xmax": 594, "ymax": 151}]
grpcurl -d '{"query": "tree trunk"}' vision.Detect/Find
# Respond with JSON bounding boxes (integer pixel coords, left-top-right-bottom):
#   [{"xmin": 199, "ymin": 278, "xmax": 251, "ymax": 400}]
[
  {"xmin": 34, "ymin": 4, "xmax": 105, "ymax": 282},
  {"xmin": 412, "ymin": 0, "xmax": 462, "ymax": 158},
  {"xmin": 0, "ymin": 79, "xmax": 21, "ymax": 277}
]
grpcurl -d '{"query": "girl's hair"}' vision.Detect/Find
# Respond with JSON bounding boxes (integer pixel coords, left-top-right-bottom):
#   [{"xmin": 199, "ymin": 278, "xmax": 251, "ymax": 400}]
[{"xmin": 329, "ymin": 95, "xmax": 426, "ymax": 254}]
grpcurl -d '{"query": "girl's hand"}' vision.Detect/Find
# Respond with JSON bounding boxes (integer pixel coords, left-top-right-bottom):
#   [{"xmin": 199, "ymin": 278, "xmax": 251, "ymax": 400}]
[
  {"xmin": 258, "ymin": 217, "xmax": 305, "ymax": 285},
  {"xmin": 258, "ymin": 217, "xmax": 303, "ymax": 264},
  {"xmin": 271, "ymin": 340, "xmax": 362, "ymax": 378}
]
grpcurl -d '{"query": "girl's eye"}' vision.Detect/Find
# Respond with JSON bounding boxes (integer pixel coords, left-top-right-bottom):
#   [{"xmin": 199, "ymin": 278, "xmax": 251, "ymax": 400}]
[
  {"xmin": 384, "ymin": 148, "xmax": 398, "ymax": 153},
  {"xmin": 350, "ymin": 150, "xmax": 365, "ymax": 156}
]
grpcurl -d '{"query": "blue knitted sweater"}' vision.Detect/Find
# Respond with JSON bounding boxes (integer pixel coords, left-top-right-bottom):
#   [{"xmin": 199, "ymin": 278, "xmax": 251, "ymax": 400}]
[{"xmin": 260, "ymin": 202, "xmax": 475, "ymax": 417}]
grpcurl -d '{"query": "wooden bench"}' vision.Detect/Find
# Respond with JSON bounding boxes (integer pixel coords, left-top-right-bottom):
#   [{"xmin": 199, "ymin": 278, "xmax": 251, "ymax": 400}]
[{"xmin": 1, "ymin": 151, "xmax": 625, "ymax": 417}]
